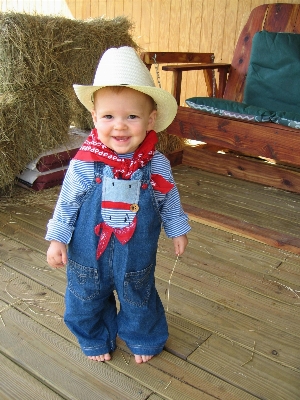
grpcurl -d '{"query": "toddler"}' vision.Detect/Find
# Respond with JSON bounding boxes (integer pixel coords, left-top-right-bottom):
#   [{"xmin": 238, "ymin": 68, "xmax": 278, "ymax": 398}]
[{"xmin": 46, "ymin": 47, "xmax": 190, "ymax": 363}]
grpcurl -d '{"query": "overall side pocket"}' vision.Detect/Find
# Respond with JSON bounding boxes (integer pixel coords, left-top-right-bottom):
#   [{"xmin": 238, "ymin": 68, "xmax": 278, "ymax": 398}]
[
  {"xmin": 123, "ymin": 263, "xmax": 153, "ymax": 307},
  {"xmin": 67, "ymin": 259, "xmax": 101, "ymax": 301}
]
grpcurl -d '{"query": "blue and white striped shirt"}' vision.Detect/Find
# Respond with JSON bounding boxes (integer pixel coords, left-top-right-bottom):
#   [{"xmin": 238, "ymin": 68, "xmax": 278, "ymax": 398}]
[{"xmin": 45, "ymin": 150, "xmax": 190, "ymax": 243}]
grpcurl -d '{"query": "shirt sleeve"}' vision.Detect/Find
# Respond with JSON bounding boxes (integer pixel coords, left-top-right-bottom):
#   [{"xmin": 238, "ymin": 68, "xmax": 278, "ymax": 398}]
[
  {"xmin": 151, "ymin": 152, "xmax": 191, "ymax": 238},
  {"xmin": 45, "ymin": 160, "xmax": 94, "ymax": 243}
]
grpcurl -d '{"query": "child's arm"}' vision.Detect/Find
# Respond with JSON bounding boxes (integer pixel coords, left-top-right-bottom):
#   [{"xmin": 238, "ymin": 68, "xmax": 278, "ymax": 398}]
[
  {"xmin": 46, "ymin": 160, "xmax": 94, "ymax": 251},
  {"xmin": 172, "ymin": 234, "xmax": 188, "ymax": 255},
  {"xmin": 47, "ymin": 240, "xmax": 67, "ymax": 268}
]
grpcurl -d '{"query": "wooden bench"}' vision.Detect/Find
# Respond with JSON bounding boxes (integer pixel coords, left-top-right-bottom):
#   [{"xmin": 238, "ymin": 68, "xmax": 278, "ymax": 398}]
[{"xmin": 142, "ymin": 3, "xmax": 300, "ymax": 194}]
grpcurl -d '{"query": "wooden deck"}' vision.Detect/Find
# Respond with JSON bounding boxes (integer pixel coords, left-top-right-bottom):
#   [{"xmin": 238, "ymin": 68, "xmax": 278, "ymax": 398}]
[{"xmin": 0, "ymin": 165, "xmax": 299, "ymax": 400}]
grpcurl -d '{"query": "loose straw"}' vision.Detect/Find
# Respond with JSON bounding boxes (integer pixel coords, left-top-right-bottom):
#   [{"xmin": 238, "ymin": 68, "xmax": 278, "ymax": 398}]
[{"xmin": 166, "ymin": 254, "xmax": 179, "ymax": 312}]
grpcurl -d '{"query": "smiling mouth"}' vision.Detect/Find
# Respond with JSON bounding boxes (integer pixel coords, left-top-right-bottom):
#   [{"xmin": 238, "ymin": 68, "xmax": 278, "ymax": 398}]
[{"xmin": 114, "ymin": 136, "xmax": 130, "ymax": 142}]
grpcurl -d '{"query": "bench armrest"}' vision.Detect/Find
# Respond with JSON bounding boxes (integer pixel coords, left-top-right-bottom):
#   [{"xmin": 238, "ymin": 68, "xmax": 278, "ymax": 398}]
[{"xmin": 162, "ymin": 63, "xmax": 231, "ymax": 102}]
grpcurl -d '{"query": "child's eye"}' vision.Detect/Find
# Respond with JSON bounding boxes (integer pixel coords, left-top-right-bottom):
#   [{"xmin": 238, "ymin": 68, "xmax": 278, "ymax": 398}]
[
  {"xmin": 128, "ymin": 115, "xmax": 137, "ymax": 119},
  {"xmin": 103, "ymin": 115, "xmax": 113, "ymax": 119}
]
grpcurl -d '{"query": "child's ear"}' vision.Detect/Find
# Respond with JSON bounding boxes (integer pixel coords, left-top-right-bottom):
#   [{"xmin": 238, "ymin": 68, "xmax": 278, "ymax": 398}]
[
  {"xmin": 147, "ymin": 109, "xmax": 157, "ymax": 130},
  {"xmin": 91, "ymin": 109, "xmax": 97, "ymax": 125}
]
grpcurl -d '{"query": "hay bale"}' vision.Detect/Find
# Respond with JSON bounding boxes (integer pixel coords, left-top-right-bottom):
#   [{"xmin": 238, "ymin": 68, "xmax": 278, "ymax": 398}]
[
  {"xmin": 156, "ymin": 130, "xmax": 186, "ymax": 154},
  {"xmin": 0, "ymin": 88, "xmax": 71, "ymax": 188},
  {"xmin": 0, "ymin": 12, "xmax": 137, "ymax": 191}
]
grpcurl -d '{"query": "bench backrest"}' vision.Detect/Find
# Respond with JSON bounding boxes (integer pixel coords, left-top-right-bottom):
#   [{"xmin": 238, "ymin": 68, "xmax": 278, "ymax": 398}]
[{"xmin": 224, "ymin": 3, "xmax": 300, "ymax": 102}]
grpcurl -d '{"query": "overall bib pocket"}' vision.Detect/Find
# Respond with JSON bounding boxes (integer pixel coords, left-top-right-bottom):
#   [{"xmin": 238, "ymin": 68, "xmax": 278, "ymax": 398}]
[
  {"xmin": 67, "ymin": 259, "xmax": 101, "ymax": 301},
  {"xmin": 123, "ymin": 263, "xmax": 153, "ymax": 307}
]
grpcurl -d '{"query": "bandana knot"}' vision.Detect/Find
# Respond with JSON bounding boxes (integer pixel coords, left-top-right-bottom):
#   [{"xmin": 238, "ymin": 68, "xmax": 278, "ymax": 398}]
[{"xmin": 74, "ymin": 128, "xmax": 157, "ymax": 179}]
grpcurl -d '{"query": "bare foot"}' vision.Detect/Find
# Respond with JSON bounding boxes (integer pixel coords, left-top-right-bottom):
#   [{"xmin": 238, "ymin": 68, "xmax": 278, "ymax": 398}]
[
  {"xmin": 88, "ymin": 353, "xmax": 111, "ymax": 362},
  {"xmin": 134, "ymin": 354, "xmax": 153, "ymax": 363}
]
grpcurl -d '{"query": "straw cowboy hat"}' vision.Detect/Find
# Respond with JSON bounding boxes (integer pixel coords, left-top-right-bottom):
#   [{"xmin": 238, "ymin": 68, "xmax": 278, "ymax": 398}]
[{"xmin": 73, "ymin": 46, "xmax": 178, "ymax": 133}]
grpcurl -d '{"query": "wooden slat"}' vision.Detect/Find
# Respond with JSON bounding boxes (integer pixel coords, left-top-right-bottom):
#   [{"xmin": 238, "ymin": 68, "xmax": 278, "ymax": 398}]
[
  {"xmin": 139, "ymin": 0, "xmax": 151, "ymax": 49},
  {"xmin": 278, "ymin": 259, "xmax": 300, "ymax": 283},
  {"xmin": 157, "ymin": 0, "xmax": 171, "ymax": 53},
  {"xmin": 0, "ymin": 234, "xmax": 66, "ymax": 295},
  {"xmin": 147, "ymin": 395, "xmax": 165, "ymax": 400},
  {"xmin": 0, "ymin": 352, "xmax": 64, "ymax": 400},
  {"xmin": 105, "ymin": 0, "xmax": 115, "ymax": 18},
  {"xmin": 183, "ymin": 204, "xmax": 300, "ymax": 255},
  {"xmin": 149, "ymin": 0, "xmax": 160, "ymax": 54},
  {"xmin": 142, "ymin": 52, "xmax": 214, "ymax": 65},
  {"xmin": 211, "ymin": 0, "xmax": 227, "ymax": 61},
  {"xmin": 131, "ymin": 0, "xmax": 142, "ymax": 36},
  {"xmin": 166, "ymin": 149, "xmax": 183, "ymax": 167},
  {"xmin": 177, "ymin": 0, "xmax": 193, "ymax": 102},
  {"xmin": 183, "ymin": 145, "xmax": 300, "ymax": 193},
  {"xmin": 0, "ymin": 211, "xmax": 49, "ymax": 254},
  {"xmin": 123, "ymin": 0, "xmax": 133, "ymax": 16},
  {"xmin": 98, "ymin": 0, "xmax": 107, "ymax": 17},
  {"xmin": 224, "ymin": 3, "xmax": 267, "ymax": 101},
  {"xmin": 264, "ymin": 2, "xmax": 300, "ymax": 32},
  {"xmin": 186, "ymin": 0, "xmax": 203, "ymax": 100},
  {"xmin": 114, "ymin": 0, "xmax": 124, "ymax": 16},
  {"xmin": 221, "ymin": 0, "xmax": 239, "ymax": 61},
  {"xmin": 165, "ymin": 314, "xmax": 211, "ymax": 359},
  {"xmin": 188, "ymin": 335, "xmax": 300, "ymax": 400},
  {"xmin": 1, "ymin": 204, "xmax": 52, "ymax": 229}
]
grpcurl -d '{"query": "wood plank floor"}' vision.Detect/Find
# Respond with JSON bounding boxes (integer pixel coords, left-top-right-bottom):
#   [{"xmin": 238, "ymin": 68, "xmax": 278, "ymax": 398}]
[{"xmin": 0, "ymin": 165, "xmax": 299, "ymax": 400}]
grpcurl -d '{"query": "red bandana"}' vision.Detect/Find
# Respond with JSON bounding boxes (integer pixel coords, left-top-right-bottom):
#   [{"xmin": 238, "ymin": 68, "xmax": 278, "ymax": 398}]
[
  {"xmin": 74, "ymin": 128, "xmax": 157, "ymax": 179},
  {"xmin": 94, "ymin": 218, "xmax": 137, "ymax": 259}
]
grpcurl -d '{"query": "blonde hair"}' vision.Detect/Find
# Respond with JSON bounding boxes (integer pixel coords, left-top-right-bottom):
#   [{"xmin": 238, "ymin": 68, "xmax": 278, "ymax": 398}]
[{"xmin": 93, "ymin": 86, "xmax": 157, "ymax": 111}]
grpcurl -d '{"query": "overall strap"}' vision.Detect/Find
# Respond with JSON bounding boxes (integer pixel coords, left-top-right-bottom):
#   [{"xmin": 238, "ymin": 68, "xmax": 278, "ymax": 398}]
[{"xmin": 94, "ymin": 161, "xmax": 105, "ymax": 180}]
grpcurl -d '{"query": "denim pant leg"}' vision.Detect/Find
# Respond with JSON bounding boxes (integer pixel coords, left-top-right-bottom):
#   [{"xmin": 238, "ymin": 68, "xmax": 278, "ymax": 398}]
[
  {"xmin": 113, "ymin": 242, "xmax": 168, "ymax": 356},
  {"xmin": 117, "ymin": 286, "xmax": 168, "ymax": 355},
  {"xmin": 64, "ymin": 258, "xmax": 117, "ymax": 356}
]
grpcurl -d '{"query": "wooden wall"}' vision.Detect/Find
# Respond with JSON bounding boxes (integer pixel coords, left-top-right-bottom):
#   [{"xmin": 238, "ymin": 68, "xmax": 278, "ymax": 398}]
[{"xmin": 1, "ymin": 0, "xmax": 299, "ymax": 104}]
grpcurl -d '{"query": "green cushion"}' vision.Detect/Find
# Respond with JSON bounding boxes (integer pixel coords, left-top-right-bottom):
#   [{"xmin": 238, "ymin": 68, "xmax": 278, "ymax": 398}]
[
  {"xmin": 271, "ymin": 111, "xmax": 300, "ymax": 129},
  {"xmin": 243, "ymin": 31, "xmax": 300, "ymax": 113},
  {"xmin": 185, "ymin": 97, "xmax": 273, "ymax": 122}
]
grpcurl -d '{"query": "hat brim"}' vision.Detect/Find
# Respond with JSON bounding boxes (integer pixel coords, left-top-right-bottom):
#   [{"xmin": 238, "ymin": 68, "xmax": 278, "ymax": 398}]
[{"xmin": 73, "ymin": 84, "xmax": 178, "ymax": 133}]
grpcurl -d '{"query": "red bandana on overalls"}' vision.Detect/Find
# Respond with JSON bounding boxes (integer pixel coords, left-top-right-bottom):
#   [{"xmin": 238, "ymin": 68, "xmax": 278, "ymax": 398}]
[{"xmin": 74, "ymin": 128, "xmax": 174, "ymax": 258}]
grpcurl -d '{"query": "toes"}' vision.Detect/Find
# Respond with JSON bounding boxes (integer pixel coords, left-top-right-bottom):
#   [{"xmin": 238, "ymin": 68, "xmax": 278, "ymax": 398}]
[
  {"xmin": 88, "ymin": 353, "xmax": 111, "ymax": 362},
  {"xmin": 134, "ymin": 355, "xmax": 143, "ymax": 364},
  {"xmin": 134, "ymin": 354, "xmax": 153, "ymax": 363}
]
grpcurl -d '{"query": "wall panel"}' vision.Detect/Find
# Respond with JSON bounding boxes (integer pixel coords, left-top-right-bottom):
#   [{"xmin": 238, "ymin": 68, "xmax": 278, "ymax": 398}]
[{"xmin": 1, "ymin": 0, "xmax": 299, "ymax": 103}]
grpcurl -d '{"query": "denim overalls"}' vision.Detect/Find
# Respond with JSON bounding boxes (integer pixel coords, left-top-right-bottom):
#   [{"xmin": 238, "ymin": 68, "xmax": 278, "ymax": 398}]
[{"xmin": 64, "ymin": 161, "xmax": 168, "ymax": 356}]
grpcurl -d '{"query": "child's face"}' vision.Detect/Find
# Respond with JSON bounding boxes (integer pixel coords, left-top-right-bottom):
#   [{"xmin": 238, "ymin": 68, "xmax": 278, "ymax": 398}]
[{"xmin": 91, "ymin": 87, "xmax": 157, "ymax": 154}]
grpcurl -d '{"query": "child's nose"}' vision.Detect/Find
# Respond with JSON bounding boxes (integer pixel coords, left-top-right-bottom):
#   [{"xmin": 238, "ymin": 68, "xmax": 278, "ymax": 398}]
[{"xmin": 114, "ymin": 118, "xmax": 127, "ymax": 130}]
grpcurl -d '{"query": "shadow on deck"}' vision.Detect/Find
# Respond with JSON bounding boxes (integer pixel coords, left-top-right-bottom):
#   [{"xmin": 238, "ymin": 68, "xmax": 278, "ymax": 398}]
[{"xmin": 0, "ymin": 165, "xmax": 299, "ymax": 399}]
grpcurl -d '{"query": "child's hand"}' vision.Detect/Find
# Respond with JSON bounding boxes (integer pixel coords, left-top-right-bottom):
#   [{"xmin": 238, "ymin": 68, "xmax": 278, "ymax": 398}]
[
  {"xmin": 172, "ymin": 234, "xmax": 188, "ymax": 256},
  {"xmin": 47, "ymin": 240, "xmax": 67, "ymax": 268}
]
